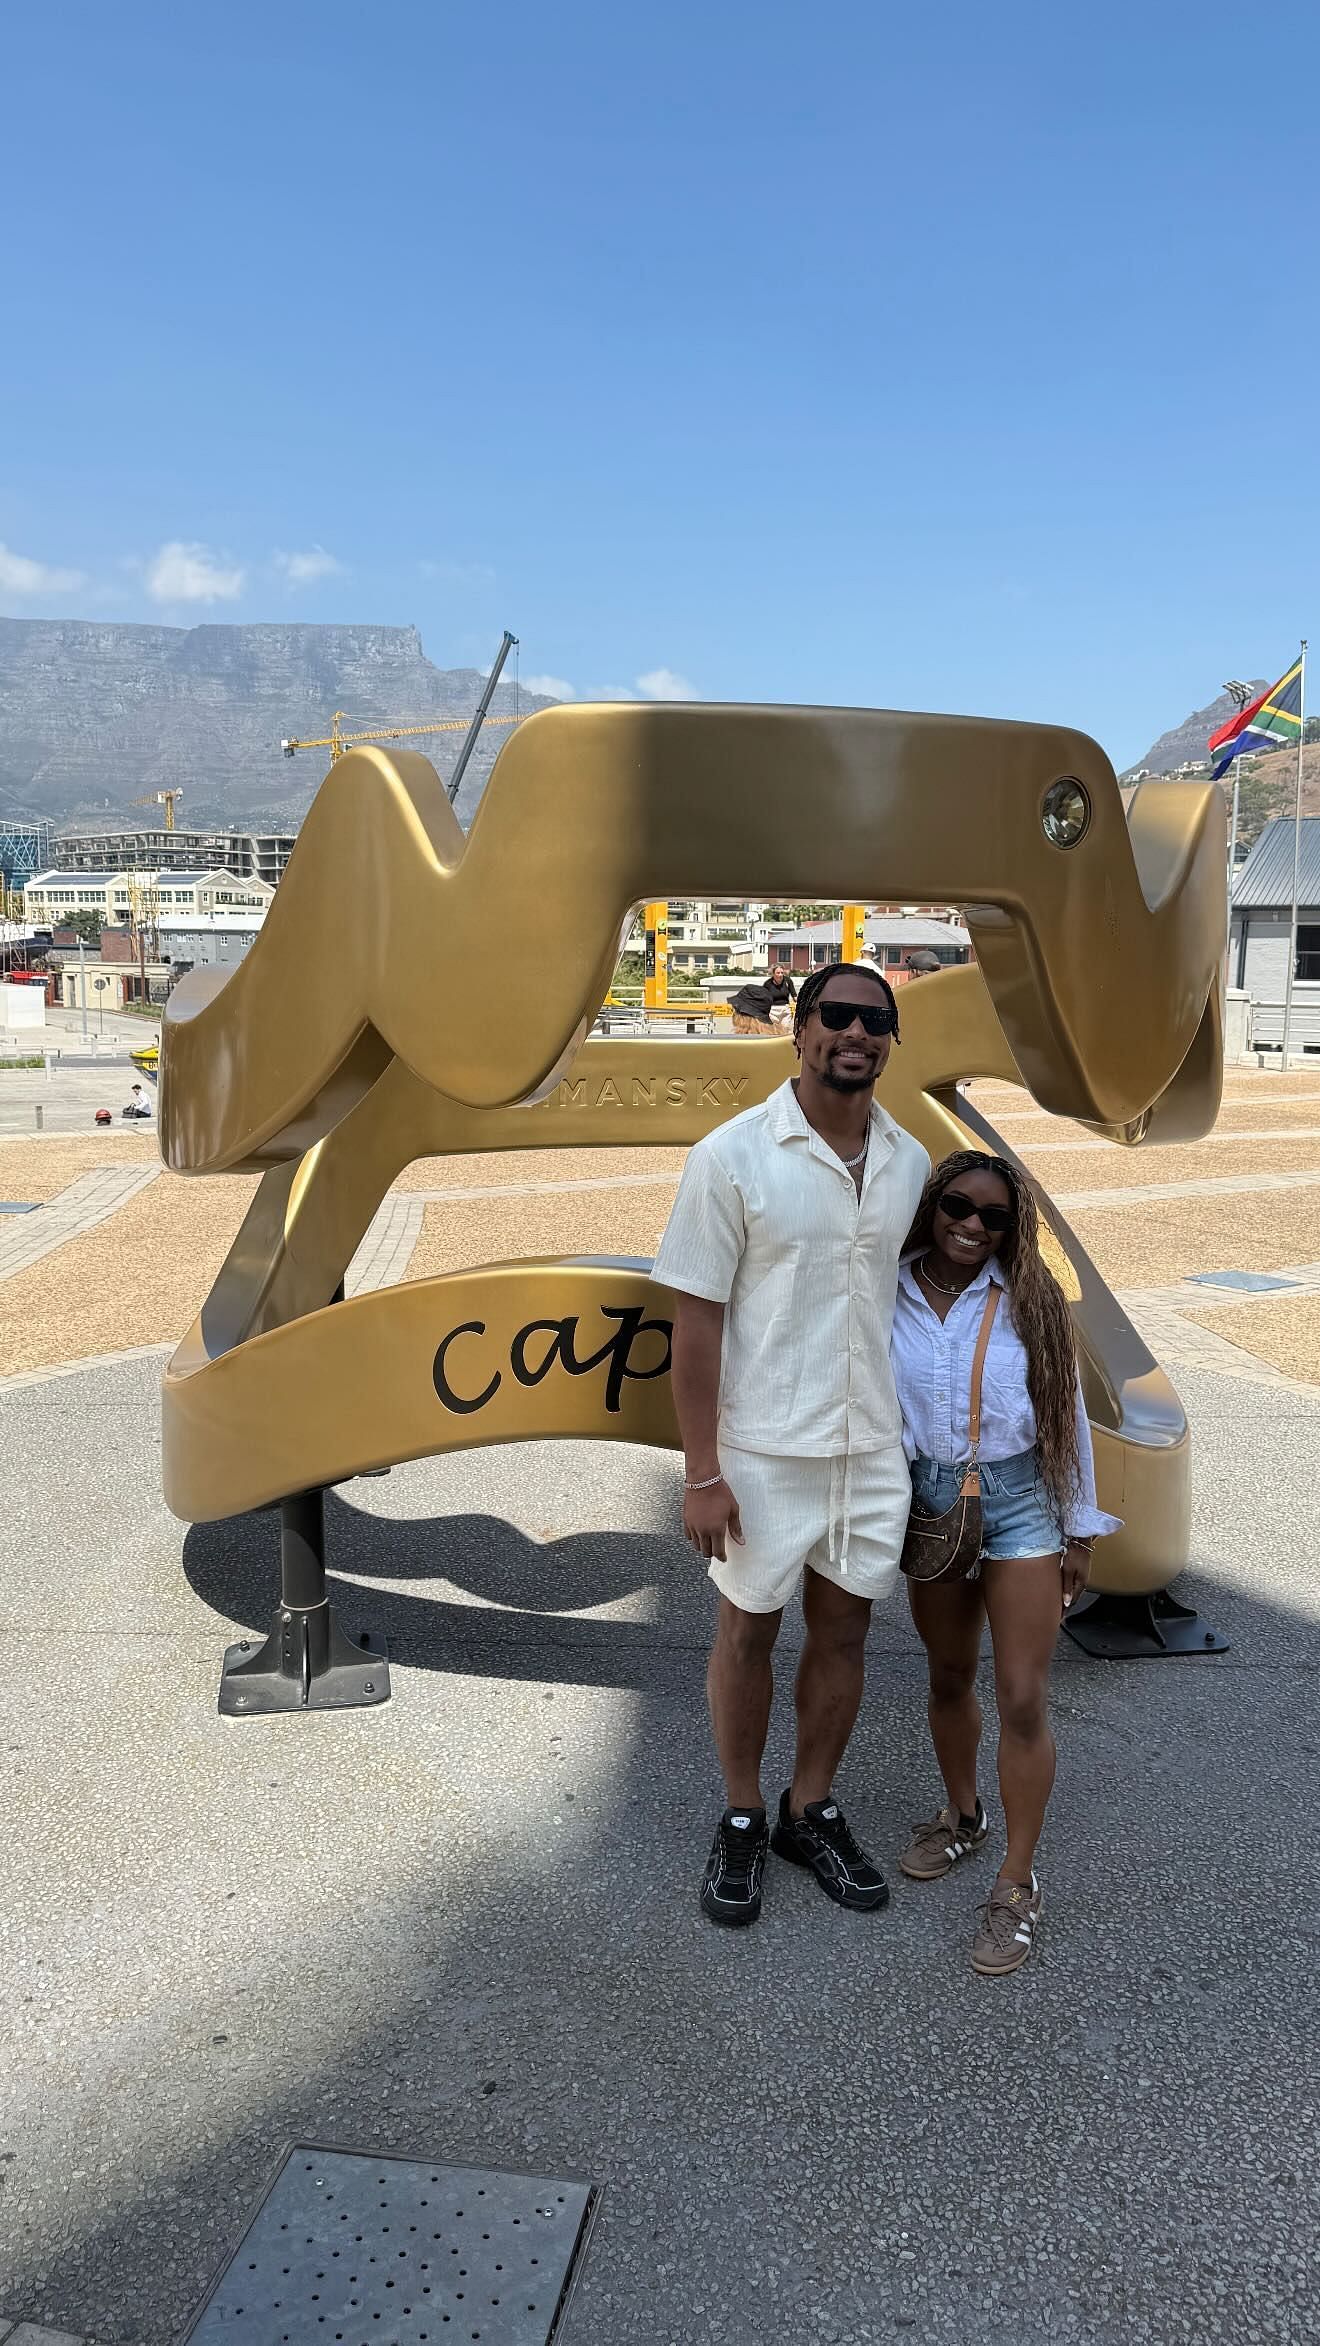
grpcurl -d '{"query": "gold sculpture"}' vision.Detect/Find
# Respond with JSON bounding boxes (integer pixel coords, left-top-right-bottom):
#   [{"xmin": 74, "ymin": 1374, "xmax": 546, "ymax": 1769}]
[{"xmin": 159, "ymin": 703, "xmax": 1226, "ymax": 1697}]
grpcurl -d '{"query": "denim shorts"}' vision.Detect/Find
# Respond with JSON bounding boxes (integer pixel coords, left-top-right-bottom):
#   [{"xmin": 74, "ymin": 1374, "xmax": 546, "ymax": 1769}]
[{"xmin": 910, "ymin": 1449, "xmax": 1064, "ymax": 1563}]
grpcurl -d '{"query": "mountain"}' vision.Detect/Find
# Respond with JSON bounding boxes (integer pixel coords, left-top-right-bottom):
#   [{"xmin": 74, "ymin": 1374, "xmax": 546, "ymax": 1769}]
[
  {"xmin": 1123, "ymin": 685, "xmax": 1267, "ymax": 779},
  {"xmin": 0, "ymin": 618, "xmax": 559, "ymax": 832}
]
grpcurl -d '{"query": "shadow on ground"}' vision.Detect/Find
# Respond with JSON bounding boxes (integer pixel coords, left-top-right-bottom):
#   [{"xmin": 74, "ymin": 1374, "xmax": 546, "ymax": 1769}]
[{"xmin": 3, "ymin": 1362, "xmax": 1319, "ymax": 2346}]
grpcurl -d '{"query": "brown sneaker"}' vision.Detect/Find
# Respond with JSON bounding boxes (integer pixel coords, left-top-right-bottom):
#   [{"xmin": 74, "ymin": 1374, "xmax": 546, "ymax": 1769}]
[
  {"xmin": 971, "ymin": 1873, "xmax": 1042, "ymax": 1976},
  {"xmin": 898, "ymin": 1799, "xmax": 988, "ymax": 1882}
]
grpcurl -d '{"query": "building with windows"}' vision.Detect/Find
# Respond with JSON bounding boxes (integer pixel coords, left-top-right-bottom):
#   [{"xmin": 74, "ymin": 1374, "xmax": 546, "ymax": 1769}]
[
  {"xmin": 53, "ymin": 826, "xmax": 297, "ymax": 885},
  {"xmin": 1229, "ymin": 817, "xmax": 1320, "ymax": 1046},
  {"xmin": 24, "ymin": 868, "xmax": 272, "ymax": 926},
  {"xmin": 0, "ymin": 819, "xmax": 55, "ymax": 894},
  {"xmin": 661, "ymin": 900, "xmax": 772, "ymax": 976},
  {"xmin": 760, "ymin": 912, "xmax": 973, "ymax": 977},
  {"xmin": 157, "ymin": 912, "xmax": 266, "ymax": 969}
]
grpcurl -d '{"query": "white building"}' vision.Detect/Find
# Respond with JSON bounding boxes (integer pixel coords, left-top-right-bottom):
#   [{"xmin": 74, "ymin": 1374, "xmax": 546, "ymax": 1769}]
[
  {"xmin": 663, "ymin": 900, "xmax": 771, "ymax": 975},
  {"xmin": 24, "ymin": 868, "xmax": 273, "ymax": 927}
]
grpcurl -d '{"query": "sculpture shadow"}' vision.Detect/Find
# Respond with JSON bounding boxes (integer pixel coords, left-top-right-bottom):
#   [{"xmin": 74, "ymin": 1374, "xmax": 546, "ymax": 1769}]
[{"xmin": 181, "ymin": 1485, "xmax": 728, "ymax": 1695}]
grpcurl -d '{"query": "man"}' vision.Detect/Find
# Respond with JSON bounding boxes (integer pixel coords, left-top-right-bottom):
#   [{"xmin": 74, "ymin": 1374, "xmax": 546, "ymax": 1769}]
[
  {"xmin": 122, "ymin": 1082, "xmax": 152, "ymax": 1119},
  {"xmin": 728, "ymin": 963, "xmax": 796, "ymax": 1035},
  {"xmin": 654, "ymin": 961, "xmax": 928, "ymax": 1926}
]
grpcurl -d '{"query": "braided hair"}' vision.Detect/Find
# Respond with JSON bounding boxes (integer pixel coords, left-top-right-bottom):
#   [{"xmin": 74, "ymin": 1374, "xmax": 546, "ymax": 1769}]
[
  {"xmin": 905, "ymin": 1148, "xmax": 1081, "ymax": 1519},
  {"xmin": 793, "ymin": 959, "xmax": 901, "ymax": 1041}
]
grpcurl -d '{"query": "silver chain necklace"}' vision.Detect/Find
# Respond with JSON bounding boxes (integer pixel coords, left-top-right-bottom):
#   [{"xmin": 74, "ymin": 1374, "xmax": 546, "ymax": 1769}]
[{"xmin": 841, "ymin": 1134, "xmax": 869, "ymax": 1171}]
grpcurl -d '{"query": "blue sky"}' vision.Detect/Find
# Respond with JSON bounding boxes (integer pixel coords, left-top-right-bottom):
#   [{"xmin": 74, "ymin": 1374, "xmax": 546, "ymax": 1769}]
[{"xmin": 3, "ymin": 0, "xmax": 1316, "ymax": 766}]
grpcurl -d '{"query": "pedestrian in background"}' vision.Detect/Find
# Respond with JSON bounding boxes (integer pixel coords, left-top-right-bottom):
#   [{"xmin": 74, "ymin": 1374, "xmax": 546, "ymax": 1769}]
[{"xmin": 729, "ymin": 963, "xmax": 796, "ymax": 1035}]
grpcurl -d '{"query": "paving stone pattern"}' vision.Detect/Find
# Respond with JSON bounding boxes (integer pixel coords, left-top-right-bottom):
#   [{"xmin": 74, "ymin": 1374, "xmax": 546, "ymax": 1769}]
[
  {"xmin": 0, "ymin": 1168, "xmax": 161, "ymax": 1283},
  {"xmin": 344, "ymin": 1194, "xmax": 426, "ymax": 1295}
]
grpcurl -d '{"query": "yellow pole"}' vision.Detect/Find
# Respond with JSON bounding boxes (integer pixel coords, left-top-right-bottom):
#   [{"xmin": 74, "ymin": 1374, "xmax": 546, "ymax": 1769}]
[
  {"xmin": 644, "ymin": 902, "xmax": 669, "ymax": 1008},
  {"xmin": 842, "ymin": 904, "xmax": 866, "ymax": 962}
]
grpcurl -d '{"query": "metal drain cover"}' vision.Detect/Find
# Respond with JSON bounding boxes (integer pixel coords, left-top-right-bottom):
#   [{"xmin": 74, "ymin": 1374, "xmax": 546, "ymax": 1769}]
[{"xmin": 179, "ymin": 2144, "xmax": 599, "ymax": 2346}]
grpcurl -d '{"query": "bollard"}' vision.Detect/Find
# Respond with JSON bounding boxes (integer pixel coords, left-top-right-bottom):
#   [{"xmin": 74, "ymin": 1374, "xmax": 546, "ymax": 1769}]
[{"xmin": 35, "ymin": 1104, "xmax": 44, "ymax": 1131}]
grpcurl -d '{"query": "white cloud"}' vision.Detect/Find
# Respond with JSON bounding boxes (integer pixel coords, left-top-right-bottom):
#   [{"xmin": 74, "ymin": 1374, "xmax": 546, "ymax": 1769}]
[
  {"xmin": 0, "ymin": 543, "xmax": 87, "ymax": 597},
  {"xmin": 637, "ymin": 667, "xmax": 696, "ymax": 700},
  {"xmin": 523, "ymin": 673, "xmax": 575, "ymax": 701},
  {"xmin": 274, "ymin": 545, "xmax": 344, "ymax": 586},
  {"xmin": 587, "ymin": 683, "xmax": 638, "ymax": 701},
  {"xmin": 146, "ymin": 541, "xmax": 245, "ymax": 604}
]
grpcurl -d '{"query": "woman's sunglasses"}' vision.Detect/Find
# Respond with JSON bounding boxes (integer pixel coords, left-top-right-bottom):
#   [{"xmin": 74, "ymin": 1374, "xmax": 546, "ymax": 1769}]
[
  {"xmin": 816, "ymin": 997, "xmax": 898, "ymax": 1037},
  {"xmin": 937, "ymin": 1187, "xmax": 1015, "ymax": 1234}
]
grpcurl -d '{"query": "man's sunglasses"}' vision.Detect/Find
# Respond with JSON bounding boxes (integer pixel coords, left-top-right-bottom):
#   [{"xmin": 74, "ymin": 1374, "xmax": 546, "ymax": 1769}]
[
  {"xmin": 816, "ymin": 998, "xmax": 898, "ymax": 1037},
  {"xmin": 938, "ymin": 1188, "xmax": 1015, "ymax": 1234}
]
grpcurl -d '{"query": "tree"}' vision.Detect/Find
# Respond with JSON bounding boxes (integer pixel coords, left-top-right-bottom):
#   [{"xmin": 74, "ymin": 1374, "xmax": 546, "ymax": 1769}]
[
  {"xmin": 611, "ymin": 949, "xmax": 703, "ymax": 1000},
  {"xmin": 58, "ymin": 909, "xmax": 106, "ymax": 946},
  {"xmin": 1231, "ymin": 760, "xmax": 1291, "ymax": 857},
  {"xmin": 1304, "ymin": 717, "xmax": 1320, "ymax": 745}
]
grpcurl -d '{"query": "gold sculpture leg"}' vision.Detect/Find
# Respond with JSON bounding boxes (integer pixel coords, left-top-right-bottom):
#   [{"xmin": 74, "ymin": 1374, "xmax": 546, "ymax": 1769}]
[{"xmin": 155, "ymin": 708, "xmax": 1228, "ymax": 1706}]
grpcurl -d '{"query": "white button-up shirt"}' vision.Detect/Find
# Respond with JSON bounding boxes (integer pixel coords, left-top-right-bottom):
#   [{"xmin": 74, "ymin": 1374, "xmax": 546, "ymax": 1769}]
[
  {"xmin": 652, "ymin": 1079, "xmax": 929, "ymax": 1457},
  {"xmin": 890, "ymin": 1254, "xmax": 1120, "ymax": 1539}
]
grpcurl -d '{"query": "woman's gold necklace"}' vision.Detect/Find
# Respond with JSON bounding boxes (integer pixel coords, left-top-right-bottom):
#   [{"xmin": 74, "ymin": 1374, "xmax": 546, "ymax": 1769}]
[{"xmin": 919, "ymin": 1252, "xmax": 973, "ymax": 1298}]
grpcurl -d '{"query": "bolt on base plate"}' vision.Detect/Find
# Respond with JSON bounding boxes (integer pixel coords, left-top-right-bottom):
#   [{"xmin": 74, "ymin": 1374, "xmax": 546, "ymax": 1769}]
[
  {"xmin": 1063, "ymin": 1587, "xmax": 1228, "ymax": 1661},
  {"xmin": 219, "ymin": 1602, "xmax": 390, "ymax": 1717}
]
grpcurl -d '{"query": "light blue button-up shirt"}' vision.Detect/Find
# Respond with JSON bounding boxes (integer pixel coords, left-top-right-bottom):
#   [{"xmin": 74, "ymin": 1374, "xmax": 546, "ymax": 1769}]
[{"xmin": 890, "ymin": 1253, "xmax": 1120, "ymax": 1540}]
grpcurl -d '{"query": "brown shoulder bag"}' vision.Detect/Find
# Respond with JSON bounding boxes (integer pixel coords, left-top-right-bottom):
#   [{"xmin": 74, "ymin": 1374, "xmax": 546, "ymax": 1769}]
[{"xmin": 899, "ymin": 1286, "xmax": 1001, "ymax": 1583}]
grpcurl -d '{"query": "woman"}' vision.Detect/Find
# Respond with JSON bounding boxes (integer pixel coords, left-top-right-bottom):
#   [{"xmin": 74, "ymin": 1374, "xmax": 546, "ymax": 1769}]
[
  {"xmin": 889, "ymin": 1149, "xmax": 1119, "ymax": 1976},
  {"xmin": 729, "ymin": 964, "xmax": 796, "ymax": 1035}
]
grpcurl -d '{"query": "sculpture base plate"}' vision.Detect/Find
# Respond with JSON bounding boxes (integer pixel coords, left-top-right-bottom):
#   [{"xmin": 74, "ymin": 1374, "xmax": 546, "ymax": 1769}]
[
  {"xmin": 1063, "ymin": 1588, "xmax": 1228, "ymax": 1661},
  {"xmin": 219, "ymin": 1603, "xmax": 390, "ymax": 1716}
]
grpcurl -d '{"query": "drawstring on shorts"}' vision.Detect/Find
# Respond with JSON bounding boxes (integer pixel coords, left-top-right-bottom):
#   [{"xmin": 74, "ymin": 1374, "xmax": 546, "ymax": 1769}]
[{"xmin": 826, "ymin": 1452, "xmax": 856, "ymax": 1575}]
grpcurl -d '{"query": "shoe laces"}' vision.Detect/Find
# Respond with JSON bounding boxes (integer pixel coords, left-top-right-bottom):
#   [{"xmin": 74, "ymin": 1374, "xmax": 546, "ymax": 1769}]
[
  {"xmin": 719, "ymin": 1819, "xmax": 763, "ymax": 1881},
  {"xmin": 910, "ymin": 1804, "xmax": 957, "ymax": 1853},
  {"xmin": 979, "ymin": 1878, "xmax": 1036, "ymax": 1948},
  {"xmin": 815, "ymin": 1806, "xmax": 865, "ymax": 1864}
]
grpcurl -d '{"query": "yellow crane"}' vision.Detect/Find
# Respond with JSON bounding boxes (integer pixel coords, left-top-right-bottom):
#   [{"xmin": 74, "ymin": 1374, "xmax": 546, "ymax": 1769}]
[
  {"xmin": 134, "ymin": 788, "xmax": 185, "ymax": 830},
  {"xmin": 282, "ymin": 629, "xmax": 523, "ymax": 808},
  {"xmin": 280, "ymin": 710, "xmax": 521, "ymax": 762}
]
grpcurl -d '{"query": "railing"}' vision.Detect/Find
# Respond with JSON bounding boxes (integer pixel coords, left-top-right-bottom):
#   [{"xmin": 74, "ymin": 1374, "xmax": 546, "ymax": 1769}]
[{"xmin": 1245, "ymin": 983, "xmax": 1320, "ymax": 1055}]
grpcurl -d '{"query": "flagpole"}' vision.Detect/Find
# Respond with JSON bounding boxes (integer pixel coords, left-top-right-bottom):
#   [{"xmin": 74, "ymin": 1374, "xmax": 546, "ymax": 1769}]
[{"xmin": 1281, "ymin": 638, "xmax": 1308, "ymax": 1070}]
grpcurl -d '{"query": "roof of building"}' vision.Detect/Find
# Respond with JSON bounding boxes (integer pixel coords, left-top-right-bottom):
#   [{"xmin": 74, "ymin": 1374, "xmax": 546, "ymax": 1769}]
[
  {"xmin": 157, "ymin": 913, "xmax": 266, "ymax": 933},
  {"xmin": 27, "ymin": 866, "xmax": 269, "ymax": 893},
  {"xmin": 1231, "ymin": 815, "xmax": 1320, "ymax": 910},
  {"xmin": 154, "ymin": 870, "xmax": 269, "ymax": 889},
  {"xmin": 765, "ymin": 914, "xmax": 972, "ymax": 950}
]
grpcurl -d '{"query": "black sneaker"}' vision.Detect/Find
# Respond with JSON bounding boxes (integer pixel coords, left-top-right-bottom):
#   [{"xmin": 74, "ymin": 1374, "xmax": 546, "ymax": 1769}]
[
  {"xmin": 770, "ymin": 1789, "xmax": 890, "ymax": 1911},
  {"xmin": 701, "ymin": 1805, "xmax": 769, "ymax": 1927}
]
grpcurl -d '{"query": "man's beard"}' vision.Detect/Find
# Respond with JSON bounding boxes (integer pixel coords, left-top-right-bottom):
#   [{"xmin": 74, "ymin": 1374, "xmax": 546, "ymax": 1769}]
[{"xmin": 820, "ymin": 1058, "xmax": 877, "ymax": 1093}]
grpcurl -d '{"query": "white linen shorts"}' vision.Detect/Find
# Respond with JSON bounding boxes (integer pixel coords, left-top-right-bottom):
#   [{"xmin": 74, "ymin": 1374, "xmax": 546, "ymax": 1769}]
[{"xmin": 710, "ymin": 1443, "xmax": 911, "ymax": 1615}]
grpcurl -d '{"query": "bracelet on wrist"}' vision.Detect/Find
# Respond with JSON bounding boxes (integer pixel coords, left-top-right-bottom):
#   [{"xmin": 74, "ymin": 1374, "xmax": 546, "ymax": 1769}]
[{"xmin": 684, "ymin": 1471, "xmax": 725, "ymax": 1492}]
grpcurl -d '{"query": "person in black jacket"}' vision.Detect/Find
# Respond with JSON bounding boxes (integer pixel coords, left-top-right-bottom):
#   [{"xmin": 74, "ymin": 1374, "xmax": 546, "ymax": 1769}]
[{"xmin": 729, "ymin": 965, "xmax": 796, "ymax": 1034}]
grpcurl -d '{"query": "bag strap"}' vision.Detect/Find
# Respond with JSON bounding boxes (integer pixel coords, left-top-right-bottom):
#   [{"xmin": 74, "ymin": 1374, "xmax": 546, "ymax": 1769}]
[{"xmin": 966, "ymin": 1284, "xmax": 1001, "ymax": 1453}]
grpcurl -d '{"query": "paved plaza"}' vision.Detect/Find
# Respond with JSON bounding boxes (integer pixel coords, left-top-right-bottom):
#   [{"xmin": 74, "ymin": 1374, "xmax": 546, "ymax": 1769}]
[{"xmin": 1, "ymin": 1068, "xmax": 1318, "ymax": 2344}]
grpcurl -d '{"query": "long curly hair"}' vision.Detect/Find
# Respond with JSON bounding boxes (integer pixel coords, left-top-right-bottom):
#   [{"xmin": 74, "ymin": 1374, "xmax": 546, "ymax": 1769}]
[{"xmin": 905, "ymin": 1148, "xmax": 1081, "ymax": 1519}]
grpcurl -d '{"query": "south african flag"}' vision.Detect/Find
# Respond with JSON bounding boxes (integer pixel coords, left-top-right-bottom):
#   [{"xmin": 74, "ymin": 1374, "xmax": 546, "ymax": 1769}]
[{"xmin": 1208, "ymin": 654, "xmax": 1304, "ymax": 779}]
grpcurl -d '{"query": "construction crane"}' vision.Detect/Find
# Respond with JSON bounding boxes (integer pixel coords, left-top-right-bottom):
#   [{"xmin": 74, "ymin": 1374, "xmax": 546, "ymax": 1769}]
[
  {"xmin": 281, "ymin": 630, "xmax": 521, "ymax": 805},
  {"xmin": 134, "ymin": 788, "xmax": 185, "ymax": 830}
]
